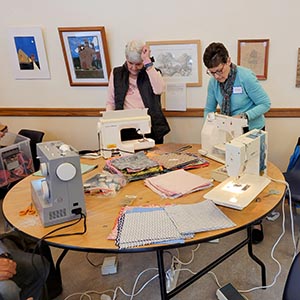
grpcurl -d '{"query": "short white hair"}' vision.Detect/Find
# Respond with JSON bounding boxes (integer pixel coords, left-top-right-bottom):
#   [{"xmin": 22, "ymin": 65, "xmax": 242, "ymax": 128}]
[{"xmin": 125, "ymin": 40, "xmax": 144, "ymax": 63}]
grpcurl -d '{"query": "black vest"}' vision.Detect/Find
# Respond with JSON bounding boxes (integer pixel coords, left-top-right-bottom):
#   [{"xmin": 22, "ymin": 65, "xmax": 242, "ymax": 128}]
[{"xmin": 113, "ymin": 63, "xmax": 170, "ymax": 141}]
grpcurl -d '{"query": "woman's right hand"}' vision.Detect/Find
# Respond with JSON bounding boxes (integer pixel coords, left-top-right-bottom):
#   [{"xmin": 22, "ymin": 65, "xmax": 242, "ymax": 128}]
[{"xmin": 0, "ymin": 258, "xmax": 17, "ymax": 280}]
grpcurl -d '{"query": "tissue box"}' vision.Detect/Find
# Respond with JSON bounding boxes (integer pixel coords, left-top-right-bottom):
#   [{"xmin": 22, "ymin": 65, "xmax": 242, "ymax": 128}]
[{"xmin": 0, "ymin": 132, "xmax": 34, "ymax": 187}]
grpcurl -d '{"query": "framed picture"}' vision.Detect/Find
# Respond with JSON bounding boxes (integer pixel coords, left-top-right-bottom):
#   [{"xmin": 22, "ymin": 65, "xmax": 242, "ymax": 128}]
[
  {"xmin": 58, "ymin": 26, "xmax": 111, "ymax": 86},
  {"xmin": 296, "ymin": 48, "xmax": 300, "ymax": 87},
  {"xmin": 146, "ymin": 40, "xmax": 202, "ymax": 87},
  {"xmin": 237, "ymin": 39, "xmax": 270, "ymax": 80},
  {"xmin": 8, "ymin": 27, "xmax": 50, "ymax": 79}
]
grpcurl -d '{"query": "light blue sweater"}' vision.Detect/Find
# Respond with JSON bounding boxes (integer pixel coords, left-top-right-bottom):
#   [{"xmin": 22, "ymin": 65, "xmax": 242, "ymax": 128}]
[{"xmin": 204, "ymin": 66, "xmax": 271, "ymax": 130}]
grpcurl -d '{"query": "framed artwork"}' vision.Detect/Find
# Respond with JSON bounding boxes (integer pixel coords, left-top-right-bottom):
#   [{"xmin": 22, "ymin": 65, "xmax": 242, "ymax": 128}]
[
  {"xmin": 146, "ymin": 40, "xmax": 202, "ymax": 87},
  {"xmin": 8, "ymin": 27, "xmax": 50, "ymax": 79},
  {"xmin": 296, "ymin": 48, "xmax": 300, "ymax": 87},
  {"xmin": 58, "ymin": 26, "xmax": 111, "ymax": 86},
  {"xmin": 237, "ymin": 39, "xmax": 270, "ymax": 80}
]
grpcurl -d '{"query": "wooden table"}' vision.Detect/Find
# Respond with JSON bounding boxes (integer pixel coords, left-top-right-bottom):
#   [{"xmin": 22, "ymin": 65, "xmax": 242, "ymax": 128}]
[{"xmin": 2, "ymin": 145, "xmax": 286, "ymax": 299}]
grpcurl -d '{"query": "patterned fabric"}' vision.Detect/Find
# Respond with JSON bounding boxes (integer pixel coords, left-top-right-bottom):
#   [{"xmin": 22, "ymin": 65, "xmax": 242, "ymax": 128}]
[
  {"xmin": 150, "ymin": 152, "xmax": 199, "ymax": 170},
  {"xmin": 105, "ymin": 151, "xmax": 162, "ymax": 181},
  {"xmin": 111, "ymin": 151, "xmax": 159, "ymax": 172},
  {"xmin": 220, "ymin": 63, "xmax": 237, "ymax": 116}
]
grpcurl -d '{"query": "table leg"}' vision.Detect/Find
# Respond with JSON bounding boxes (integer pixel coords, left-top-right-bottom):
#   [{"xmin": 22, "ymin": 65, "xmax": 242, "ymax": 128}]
[
  {"xmin": 55, "ymin": 248, "xmax": 69, "ymax": 283},
  {"xmin": 157, "ymin": 249, "xmax": 168, "ymax": 300},
  {"xmin": 247, "ymin": 226, "xmax": 267, "ymax": 287}
]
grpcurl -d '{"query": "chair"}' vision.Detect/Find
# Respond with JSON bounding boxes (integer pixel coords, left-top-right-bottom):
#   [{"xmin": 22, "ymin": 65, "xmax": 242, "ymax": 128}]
[
  {"xmin": 283, "ymin": 137, "xmax": 300, "ymax": 206},
  {"xmin": 282, "ymin": 252, "xmax": 300, "ymax": 300},
  {"xmin": 18, "ymin": 129, "xmax": 45, "ymax": 172},
  {"xmin": 283, "ymin": 137, "xmax": 300, "ymax": 247}
]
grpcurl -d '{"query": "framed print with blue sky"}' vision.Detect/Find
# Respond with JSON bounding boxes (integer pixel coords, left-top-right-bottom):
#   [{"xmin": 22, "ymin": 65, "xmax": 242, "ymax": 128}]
[{"xmin": 8, "ymin": 27, "xmax": 50, "ymax": 79}]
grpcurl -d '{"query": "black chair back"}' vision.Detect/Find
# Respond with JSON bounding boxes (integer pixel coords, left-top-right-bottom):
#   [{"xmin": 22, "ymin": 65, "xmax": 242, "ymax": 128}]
[{"xmin": 18, "ymin": 129, "xmax": 45, "ymax": 172}]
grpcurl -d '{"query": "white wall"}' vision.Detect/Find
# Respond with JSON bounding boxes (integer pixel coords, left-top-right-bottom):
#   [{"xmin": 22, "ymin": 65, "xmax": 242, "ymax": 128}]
[{"xmin": 1, "ymin": 0, "xmax": 300, "ymax": 171}]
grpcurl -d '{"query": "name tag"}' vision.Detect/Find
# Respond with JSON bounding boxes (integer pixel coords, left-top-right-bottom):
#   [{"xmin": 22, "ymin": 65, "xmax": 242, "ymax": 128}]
[{"xmin": 233, "ymin": 86, "xmax": 243, "ymax": 94}]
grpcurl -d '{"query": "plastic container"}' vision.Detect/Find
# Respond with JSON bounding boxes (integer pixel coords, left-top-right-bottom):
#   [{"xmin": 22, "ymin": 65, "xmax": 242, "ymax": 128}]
[{"xmin": 0, "ymin": 132, "xmax": 34, "ymax": 187}]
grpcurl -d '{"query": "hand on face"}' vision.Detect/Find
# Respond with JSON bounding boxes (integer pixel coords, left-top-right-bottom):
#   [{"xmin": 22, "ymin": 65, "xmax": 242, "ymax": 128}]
[
  {"xmin": 141, "ymin": 45, "xmax": 151, "ymax": 64},
  {"xmin": 0, "ymin": 258, "xmax": 17, "ymax": 280}
]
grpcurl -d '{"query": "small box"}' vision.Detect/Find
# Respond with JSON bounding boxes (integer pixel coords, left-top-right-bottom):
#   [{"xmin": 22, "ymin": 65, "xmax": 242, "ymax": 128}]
[{"xmin": 0, "ymin": 132, "xmax": 34, "ymax": 187}]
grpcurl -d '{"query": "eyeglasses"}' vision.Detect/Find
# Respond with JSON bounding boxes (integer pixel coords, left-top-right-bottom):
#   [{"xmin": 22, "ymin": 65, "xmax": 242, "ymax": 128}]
[{"xmin": 206, "ymin": 64, "xmax": 226, "ymax": 77}]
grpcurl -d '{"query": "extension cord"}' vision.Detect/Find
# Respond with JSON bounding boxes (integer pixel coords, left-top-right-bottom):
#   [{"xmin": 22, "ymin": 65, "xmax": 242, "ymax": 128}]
[{"xmin": 166, "ymin": 261, "xmax": 181, "ymax": 292}]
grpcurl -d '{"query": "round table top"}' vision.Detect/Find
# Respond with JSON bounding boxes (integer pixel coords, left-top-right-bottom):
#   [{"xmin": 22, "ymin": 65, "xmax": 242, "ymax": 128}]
[{"xmin": 2, "ymin": 144, "xmax": 285, "ymax": 253}]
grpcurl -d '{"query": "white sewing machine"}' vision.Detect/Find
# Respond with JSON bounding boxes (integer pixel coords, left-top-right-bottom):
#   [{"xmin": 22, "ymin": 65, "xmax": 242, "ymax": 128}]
[
  {"xmin": 31, "ymin": 141, "xmax": 86, "ymax": 227},
  {"xmin": 199, "ymin": 112, "xmax": 248, "ymax": 163},
  {"xmin": 204, "ymin": 129, "xmax": 271, "ymax": 210},
  {"xmin": 225, "ymin": 129, "xmax": 268, "ymax": 178},
  {"xmin": 98, "ymin": 109, "xmax": 155, "ymax": 158}
]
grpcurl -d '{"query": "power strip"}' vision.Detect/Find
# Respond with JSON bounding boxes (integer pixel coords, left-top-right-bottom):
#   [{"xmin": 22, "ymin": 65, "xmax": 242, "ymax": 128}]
[
  {"xmin": 216, "ymin": 283, "xmax": 244, "ymax": 300},
  {"xmin": 101, "ymin": 256, "xmax": 118, "ymax": 275},
  {"xmin": 166, "ymin": 261, "xmax": 181, "ymax": 292}
]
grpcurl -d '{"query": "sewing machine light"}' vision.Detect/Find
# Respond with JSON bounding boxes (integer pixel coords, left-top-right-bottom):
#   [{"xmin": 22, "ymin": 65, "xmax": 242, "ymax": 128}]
[{"xmin": 229, "ymin": 197, "xmax": 238, "ymax": 203}]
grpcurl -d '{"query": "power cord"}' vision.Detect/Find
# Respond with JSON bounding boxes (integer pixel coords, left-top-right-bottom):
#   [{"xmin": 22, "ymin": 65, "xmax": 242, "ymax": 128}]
[
  {"xmin": 111, "ymin": 267, "xmax": 158, "ymax": 300},
  {"xmin": 237, "ymin": 177, "xmax": 296, "ymax": 293},
  {"xmin": 208, "ymin": 177, "xmax": 296, "ymax": 297}
]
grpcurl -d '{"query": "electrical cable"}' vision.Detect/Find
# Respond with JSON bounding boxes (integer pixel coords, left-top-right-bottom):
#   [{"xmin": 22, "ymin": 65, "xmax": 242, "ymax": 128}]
[
  {"xmin": 41, "ymin": 212, "xmax": 87, "ymax": 240},
  {"xmin": 85, "ymin": 252, "xmax": 103, "ymax": 268},
  {"xmin": 237, "ymin": 177, "xmax": 296, "ymax": 293},
  {"xmin": 111, "ymin": 267, "xmax": 159, "ymax": 300},
  {"xmin": 62, "ymin": 289, "xmax": 115, "ymax": 300}
]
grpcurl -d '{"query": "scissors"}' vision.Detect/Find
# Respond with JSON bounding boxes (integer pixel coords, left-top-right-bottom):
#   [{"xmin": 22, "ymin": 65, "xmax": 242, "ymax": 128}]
[{"xmin": 19, "ymin": 203, "xmax": 36, "ymax": 216}]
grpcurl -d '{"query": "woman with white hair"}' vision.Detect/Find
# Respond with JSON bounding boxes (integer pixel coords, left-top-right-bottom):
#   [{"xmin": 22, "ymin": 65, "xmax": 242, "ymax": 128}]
[{"xmin": 106, "ymin": 40, "xmax": 170, "ymax": 144}]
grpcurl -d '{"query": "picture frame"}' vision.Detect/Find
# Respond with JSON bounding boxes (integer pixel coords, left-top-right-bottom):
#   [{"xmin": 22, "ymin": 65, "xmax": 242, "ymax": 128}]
[
  {"xmin": 58, "ymin": 26, "xmax": 111, "ymax": 86},
  {"xmin": 237, "ymin": 39, "xmax": 270, "ymax": 80},
  {"xmin": 146, "ymin": 40, "xmax": 202, "ymax": 87},
  {"xmin": 296, "ymin": 48, "xmax": 300, "ymax": 87},
  {"xmin": 8, "ymin": 27, "xmax": 50, "ymax": 79}
]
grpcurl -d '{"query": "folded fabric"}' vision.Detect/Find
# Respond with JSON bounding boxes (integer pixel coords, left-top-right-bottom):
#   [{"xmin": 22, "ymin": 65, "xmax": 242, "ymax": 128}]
[
  {"xmin": 144, "ymin": 169, "xmax": 213, "ymax": 198},
  {"xmin": 114, "ymin": 200, "xmax": 236, "ymax": 249},
  {"xmin": 104, "ymin": 151, "xmax": 162, "ymax": 181},
  {"xmin": 150, "ymin": 152, "xmax": 200, "ymax": 170}
]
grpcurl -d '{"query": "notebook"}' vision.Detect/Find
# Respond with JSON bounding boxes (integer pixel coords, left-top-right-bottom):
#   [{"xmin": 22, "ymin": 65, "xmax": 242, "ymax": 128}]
[{"xmin": 203, "ymin": 173, "xmax": 271, "ymax": 210}]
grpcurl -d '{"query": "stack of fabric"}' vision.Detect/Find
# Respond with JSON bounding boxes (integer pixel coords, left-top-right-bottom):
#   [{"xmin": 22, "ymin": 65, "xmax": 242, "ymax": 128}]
[
  {"xmin": 149, "ymin": 152, "xmax": 209, "ymax": 171},
  {"xmin": 114, "ymin": 200, "xmax": 236, "ymax": 249},
  {"xmin": 104, "ymin": 151, "xmax": 162, "ymax": 181},
  {"xmin": 144, "ymin": 169, "xmax": 213, "ymax": 199}
]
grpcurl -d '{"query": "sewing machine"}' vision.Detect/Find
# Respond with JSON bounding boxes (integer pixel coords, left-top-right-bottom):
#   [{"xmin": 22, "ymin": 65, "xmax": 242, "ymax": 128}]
[
  {"xmin": 225, "ymin": 129, "xmax": 268, "ymax": 178},
  {"xmin": 98, "ymin": 109, "xmax": 155, "ymax": 158},
  {"xmin": 199, "ymin": 112, "xmax": 248, "ymax": 163},
  {"xmin": 31, "ymin": 141, "xmax": 86, "ymax": 227},
  {"xmin": 204, "ymin": 129, "xmax": 270, "ymax": 210}
]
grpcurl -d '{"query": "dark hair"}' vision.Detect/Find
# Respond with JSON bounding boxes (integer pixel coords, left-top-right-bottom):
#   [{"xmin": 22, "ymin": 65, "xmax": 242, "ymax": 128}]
[{"xmin": 203, "ymin": 42, "xmax": 229, "ymax": 68}]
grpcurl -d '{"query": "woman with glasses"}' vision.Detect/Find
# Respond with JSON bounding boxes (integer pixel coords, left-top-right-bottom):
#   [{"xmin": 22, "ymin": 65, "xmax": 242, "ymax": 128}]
[
  {"xmin": 203, "ymin": 42, "xmax": 271, "ymax": 244},
  {"xmin": 203, "ymin": 42, "xmax": 270, "ymax": 131},
  {"xmin": 106, "ymin": 40, "xmax": 170, "ymax": 144}
]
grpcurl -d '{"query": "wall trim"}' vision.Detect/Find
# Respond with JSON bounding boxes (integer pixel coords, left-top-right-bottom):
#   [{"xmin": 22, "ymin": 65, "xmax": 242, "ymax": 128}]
[{"xmin": 0, "ymin": 107, "xmax": 299, "ymax": 117}]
